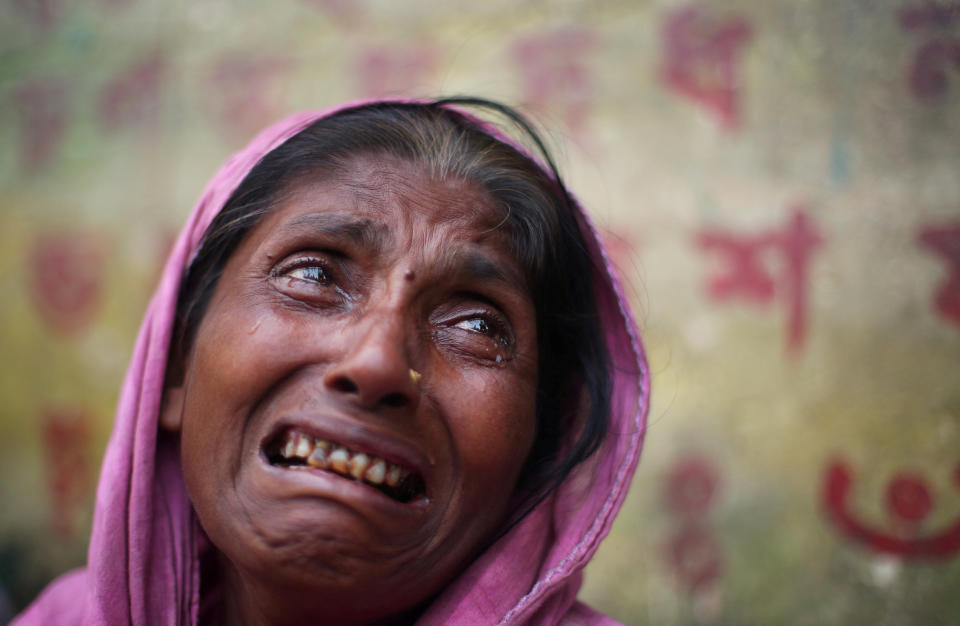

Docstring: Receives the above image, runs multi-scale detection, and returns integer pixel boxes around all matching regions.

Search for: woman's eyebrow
[276,213,389,251]
[443,249,526,292]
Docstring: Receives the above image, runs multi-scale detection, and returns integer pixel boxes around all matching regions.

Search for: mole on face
[404,269,415,282]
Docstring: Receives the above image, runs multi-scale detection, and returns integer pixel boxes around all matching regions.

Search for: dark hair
[170,97,611,522]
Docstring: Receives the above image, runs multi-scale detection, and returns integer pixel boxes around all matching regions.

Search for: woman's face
[162,155,538,622]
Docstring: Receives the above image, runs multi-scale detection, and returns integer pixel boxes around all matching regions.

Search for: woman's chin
[220,546,431,626]
[210,496,452,626]
[196,460,450,604]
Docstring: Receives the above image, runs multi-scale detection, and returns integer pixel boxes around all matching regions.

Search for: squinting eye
[454,316,508,347]
[456,317,489,334]
[287,264,330,284]
[272,255,352,303]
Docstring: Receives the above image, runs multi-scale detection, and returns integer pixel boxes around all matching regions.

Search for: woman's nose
[323,317,420,411]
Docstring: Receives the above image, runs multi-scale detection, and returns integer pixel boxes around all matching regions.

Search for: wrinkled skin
[161,155,539,625]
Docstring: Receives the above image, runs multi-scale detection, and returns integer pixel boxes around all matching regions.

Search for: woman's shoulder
[11,568,87,626]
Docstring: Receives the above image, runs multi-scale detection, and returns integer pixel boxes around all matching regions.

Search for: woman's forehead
[271,155,510,243]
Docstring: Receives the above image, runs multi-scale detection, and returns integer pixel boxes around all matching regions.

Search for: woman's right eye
[272,255,352,304]
[286,263,330,284]
[273,255,334,283]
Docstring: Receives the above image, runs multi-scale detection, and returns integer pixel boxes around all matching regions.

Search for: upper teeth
[279,431,410,488]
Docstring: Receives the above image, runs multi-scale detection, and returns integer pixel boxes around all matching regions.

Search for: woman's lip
[259,414,433,498]
[257,457,431,518]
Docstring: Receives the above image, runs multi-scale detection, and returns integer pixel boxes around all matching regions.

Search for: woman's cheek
[444,371,536,477]
[200,303,302,389]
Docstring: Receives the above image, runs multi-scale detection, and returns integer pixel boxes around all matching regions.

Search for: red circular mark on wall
[354,44,437,99]
[99,52,166,132]
[886,474,933,524]
[822,459,960,560]
[41,406,92,538]
[28,231,105,337]
[15,77,68,173]
[207,55,292,141]
[664,454,719,518]
[664,525,722,592]
[918,223,960,327]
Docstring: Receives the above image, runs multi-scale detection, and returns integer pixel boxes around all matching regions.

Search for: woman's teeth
[275,430,412,490]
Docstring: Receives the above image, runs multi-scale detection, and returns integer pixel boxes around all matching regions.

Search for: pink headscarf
[15,100,649,625]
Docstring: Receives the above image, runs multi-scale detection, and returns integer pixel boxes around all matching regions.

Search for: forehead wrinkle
[344,177,399,212]
[340,154,508,230]
[290,159,519,281]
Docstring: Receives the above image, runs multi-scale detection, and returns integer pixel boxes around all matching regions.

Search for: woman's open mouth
[264,429,426,504]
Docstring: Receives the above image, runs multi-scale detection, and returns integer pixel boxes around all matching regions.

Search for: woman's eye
[272,255,352,304]
[287,264,330,284]
[273,255,334,284]
[455,317,491,335]
[451,315,510,349]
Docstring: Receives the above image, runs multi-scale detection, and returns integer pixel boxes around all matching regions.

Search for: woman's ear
[159,386,186,432]
[161,337,189,432]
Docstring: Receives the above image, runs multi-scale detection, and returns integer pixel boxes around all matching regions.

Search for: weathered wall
[1,0,959,622]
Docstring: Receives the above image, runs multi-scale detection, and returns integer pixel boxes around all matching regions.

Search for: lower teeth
[267,454,421,503]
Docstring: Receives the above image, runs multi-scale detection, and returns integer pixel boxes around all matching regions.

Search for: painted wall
[1,0,959,622]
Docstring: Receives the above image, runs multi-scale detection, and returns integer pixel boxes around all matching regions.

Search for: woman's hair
[169,98,611,522]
